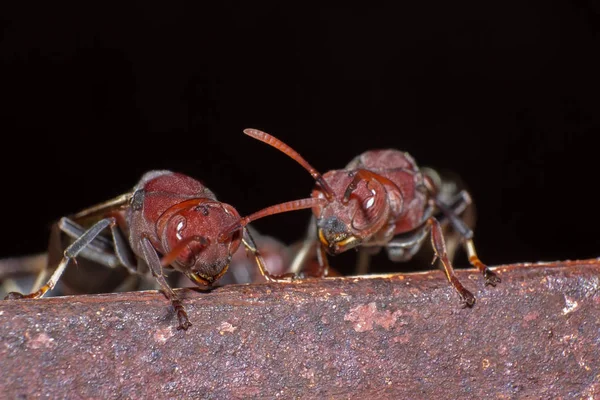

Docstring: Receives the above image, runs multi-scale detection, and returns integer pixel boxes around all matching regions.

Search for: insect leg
[29,218,119,296]
[4,218,120,300]
[314,242,331,278]
[56,217,145,295]
[464,239,500,285]
[355,249,371,276]
[242,227,296,281]
[427,217,476,307]
[434,196,500,286]
[289,215,318,276]
[105,216,138,272]
[434,191,472,265]
[140,237,191,330]
[385,225,430,262]
[287,215,332,278]
[57,217,138,272]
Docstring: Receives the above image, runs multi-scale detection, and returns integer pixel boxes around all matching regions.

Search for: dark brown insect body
[244,129,501,306]
[4,170,320,329]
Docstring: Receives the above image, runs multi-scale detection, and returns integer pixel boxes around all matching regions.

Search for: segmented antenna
[218,197,327,242]
[243,129,335,201]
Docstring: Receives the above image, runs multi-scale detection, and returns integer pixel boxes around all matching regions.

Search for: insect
[242,129,501,307]
[3,170,323,330]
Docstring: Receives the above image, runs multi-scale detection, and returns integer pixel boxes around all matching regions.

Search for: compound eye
[363,192,376,211]
[173,215,187,241]
[161,214,199,267]
[351,181,386,231]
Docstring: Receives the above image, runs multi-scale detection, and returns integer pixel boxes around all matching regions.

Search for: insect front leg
[433,190,472,264]
[290,215,331,278]
[427,217,476,307]
[289,215,318,276]
[434,195,501,286]
[140,237,191,331]
[288,215,332,278]
[313,242,332,278]
[242,227,297,282]
[4,217,127,300]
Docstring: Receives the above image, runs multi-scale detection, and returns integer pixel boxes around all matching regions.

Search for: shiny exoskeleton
[243,129,500,307]
[3,170,321,329]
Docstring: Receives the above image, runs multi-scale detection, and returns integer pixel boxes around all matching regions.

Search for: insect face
[160,201,242,284]
[312,170,392,255]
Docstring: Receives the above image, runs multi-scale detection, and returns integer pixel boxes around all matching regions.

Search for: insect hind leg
[58,217,138,273]
[5,218,125,300]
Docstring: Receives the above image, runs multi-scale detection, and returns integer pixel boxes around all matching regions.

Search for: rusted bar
[1,259,599,399]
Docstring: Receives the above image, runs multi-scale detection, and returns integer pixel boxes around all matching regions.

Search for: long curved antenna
[219,197,327,242]
[244,129,335,201]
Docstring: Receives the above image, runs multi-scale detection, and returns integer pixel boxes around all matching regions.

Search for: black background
[1,2,599,275]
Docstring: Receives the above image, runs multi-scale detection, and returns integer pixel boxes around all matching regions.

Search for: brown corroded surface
[1,259,599,399]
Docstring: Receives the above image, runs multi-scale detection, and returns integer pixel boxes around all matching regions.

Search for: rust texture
[1,259,599,399]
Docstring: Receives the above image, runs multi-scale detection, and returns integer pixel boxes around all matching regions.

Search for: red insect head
[309,171,395,254]
[156,199,243,284]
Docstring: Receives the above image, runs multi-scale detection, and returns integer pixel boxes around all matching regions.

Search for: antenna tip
[243,128,260,136]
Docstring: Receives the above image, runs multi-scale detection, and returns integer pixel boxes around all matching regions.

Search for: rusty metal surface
[1,259,599,399]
